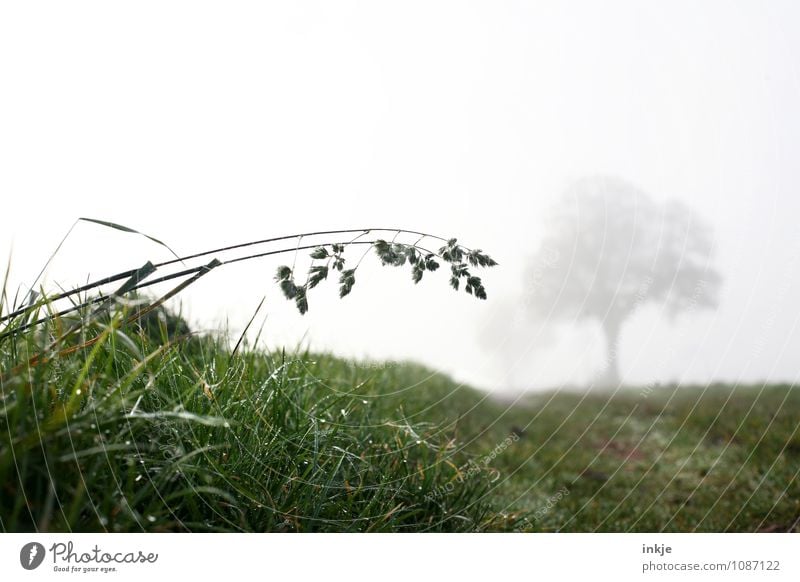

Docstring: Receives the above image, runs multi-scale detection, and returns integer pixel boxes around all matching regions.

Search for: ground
[2,316,798,532]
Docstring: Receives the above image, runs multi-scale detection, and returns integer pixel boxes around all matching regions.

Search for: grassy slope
[1,312,798,532]
[0,309,506,533]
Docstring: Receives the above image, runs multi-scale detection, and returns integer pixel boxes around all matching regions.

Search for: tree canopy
[525,175,722,385]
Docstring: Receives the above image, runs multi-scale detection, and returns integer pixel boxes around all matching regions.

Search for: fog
[2,1,800,392]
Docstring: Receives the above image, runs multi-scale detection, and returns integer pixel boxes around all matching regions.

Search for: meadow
[1,224,797,532]
[1,301,797,532]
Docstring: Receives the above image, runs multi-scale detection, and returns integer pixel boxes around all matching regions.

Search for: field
[2,302,798,533]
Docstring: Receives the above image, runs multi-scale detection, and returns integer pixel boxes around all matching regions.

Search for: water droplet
[146,515,156,523]
[125,440,131,445]
[135,474,143,482]
[362,400,368,404]
[416,440,422,445]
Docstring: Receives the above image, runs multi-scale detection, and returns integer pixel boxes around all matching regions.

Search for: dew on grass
[147,515,156,523]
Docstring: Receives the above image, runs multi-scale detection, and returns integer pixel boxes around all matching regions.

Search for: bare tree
[525,175,722,386]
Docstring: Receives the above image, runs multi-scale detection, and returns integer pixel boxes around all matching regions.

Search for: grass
[0,300,503,532]
[484,384,800,532]
[1,300,798,532]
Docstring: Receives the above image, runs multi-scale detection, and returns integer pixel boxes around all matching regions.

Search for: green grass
[1,303,798,532]
[0,302,507,532]
[485,384,800,532]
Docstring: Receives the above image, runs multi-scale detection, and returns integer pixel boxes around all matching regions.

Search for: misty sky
[2,1,800,391]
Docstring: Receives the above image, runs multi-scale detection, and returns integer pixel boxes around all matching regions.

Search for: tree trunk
[601,319,622,387]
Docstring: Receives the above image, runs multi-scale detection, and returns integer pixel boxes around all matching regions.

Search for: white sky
[2,1,800,391]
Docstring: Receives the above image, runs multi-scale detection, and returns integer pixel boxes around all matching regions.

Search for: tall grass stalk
[0,221,507,532]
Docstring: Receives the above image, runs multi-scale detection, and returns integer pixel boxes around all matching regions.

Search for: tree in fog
[525,175,721,386]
